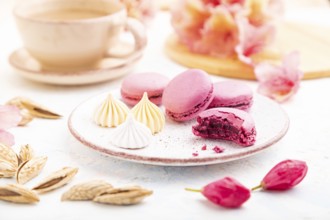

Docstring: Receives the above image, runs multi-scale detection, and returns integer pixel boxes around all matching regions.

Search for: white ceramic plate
[68,91,289,166]
[9,48,142,86]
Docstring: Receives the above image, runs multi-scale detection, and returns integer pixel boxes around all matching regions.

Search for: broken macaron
[192,108,256,146]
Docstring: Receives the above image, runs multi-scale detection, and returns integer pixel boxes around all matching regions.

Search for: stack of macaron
[118,69,256,147]
[161,69,256,147]
[93,72,170,149]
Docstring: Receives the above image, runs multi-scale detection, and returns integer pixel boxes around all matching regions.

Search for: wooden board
[165,22,330,80]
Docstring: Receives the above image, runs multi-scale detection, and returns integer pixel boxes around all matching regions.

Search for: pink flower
[171,0,282,59]
[255,52,303,102]
[171,1,240,57]
[252,159,308,191]
[246,0,284,26]
[171,0,212,53]
[120,0,157,24]
[0,105,22,146]
[202,0,245,7]
[235,18,275,65]
[193,7,239,56]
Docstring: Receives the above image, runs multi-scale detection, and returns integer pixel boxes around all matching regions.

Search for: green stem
[185,188,202,193]
[251,184,263,191]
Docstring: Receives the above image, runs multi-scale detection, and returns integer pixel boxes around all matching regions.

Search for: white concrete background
[0,2,330,219]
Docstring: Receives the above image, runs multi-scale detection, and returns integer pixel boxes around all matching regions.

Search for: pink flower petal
[0,129,15,147]
[0,105,22,129]
[193,6,239,56]
[255,52,303,102]
[171,0,240,57]
[202,0,245,7]
[120,0,157,23]
[235,18,275,65]
[246,0,284,26]
[171,0,210,49]
[282,51,301,77]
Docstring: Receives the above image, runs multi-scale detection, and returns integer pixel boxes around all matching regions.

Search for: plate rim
[68,92,289,166]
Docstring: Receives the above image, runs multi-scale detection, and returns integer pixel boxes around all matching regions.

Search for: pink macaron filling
[192,108,256,146]
[208,99,253,110]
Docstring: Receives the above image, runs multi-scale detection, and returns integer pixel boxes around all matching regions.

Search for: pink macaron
[121,72,170,106]
[162,69,214,122]
[192,107,256,146]
[208,81,253,110]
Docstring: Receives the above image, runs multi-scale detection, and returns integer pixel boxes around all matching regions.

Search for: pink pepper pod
[252,159,308,191]
[186,177,251,208]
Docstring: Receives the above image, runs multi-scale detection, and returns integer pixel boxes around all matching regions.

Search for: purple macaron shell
[121,72,170,106]
[192,107,256,146]
[208,81,253,110]
[162,69,214,121]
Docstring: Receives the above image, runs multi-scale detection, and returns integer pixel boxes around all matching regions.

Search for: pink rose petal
[0,105,22,129]
[255,51,303,102]
[0,129,15,146]
[235,18,275,65]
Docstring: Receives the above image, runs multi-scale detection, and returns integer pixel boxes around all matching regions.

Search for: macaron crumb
[212,146,225,154]
[201,145,207,151]
[192,152,199,157]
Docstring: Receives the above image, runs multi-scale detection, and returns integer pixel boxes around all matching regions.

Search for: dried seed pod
[6,97,62,119]
[93,186,153,205]
[18,144,34,164]
[61,180,113,201]
[0,160,17,178]
[0,184,39,203]
[16,156,47,184]
[32,167,78,194]
[18,109,34,126]
[0,143,18,167]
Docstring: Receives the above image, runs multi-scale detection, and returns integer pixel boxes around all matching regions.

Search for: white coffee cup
[14,0,147,70]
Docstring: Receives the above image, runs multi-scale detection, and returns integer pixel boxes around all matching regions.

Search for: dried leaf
[32,167,78,194]
[6,97,62,119]
[61,180,113,201]
[93,186,153,205]
[16,156,47,184]
[0,184,39,203]
[0,160,17,178]
[18,144,34,164]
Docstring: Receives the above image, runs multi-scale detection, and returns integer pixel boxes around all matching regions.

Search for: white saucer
[9,48,142,85]
[68,91,289,166]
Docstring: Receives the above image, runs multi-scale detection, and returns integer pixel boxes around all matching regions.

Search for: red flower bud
[253,159,308,191]
[186,177,251,208]
[202,177,251,208]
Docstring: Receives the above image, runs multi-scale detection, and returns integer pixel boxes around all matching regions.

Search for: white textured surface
[0,2,330,219]
[69,91,288,165]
